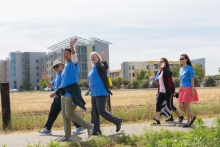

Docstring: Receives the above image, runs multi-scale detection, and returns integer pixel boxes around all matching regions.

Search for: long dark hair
[180,54,192,66]
[161,58,170,69]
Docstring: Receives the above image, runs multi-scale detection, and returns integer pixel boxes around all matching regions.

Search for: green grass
[1,101,220,131]
[18,118,220,147]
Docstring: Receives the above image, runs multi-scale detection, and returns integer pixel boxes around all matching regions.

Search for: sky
[0,0,220,75]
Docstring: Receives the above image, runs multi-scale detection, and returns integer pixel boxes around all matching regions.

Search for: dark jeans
[91,96,121,135]
[156,93,177,112]
[44,96,81,131]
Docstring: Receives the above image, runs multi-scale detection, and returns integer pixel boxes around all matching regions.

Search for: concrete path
[0,118,216,147]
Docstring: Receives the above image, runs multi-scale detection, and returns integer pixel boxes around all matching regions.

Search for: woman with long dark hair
[151,58,183,125]
[178,54,199,127]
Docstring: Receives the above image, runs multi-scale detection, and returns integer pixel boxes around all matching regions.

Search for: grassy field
[0,88,220,131]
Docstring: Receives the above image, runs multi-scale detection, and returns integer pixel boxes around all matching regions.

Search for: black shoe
[178,116,184,123]
[189,116,197,126]
[182,124,191,128]
[165,117,174,122]
[116,118,122,132]
[151,118,161,126]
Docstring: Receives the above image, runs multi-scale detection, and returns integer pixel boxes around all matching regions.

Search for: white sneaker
[88,124,94,138]
[55,137,71,142]
[73,127,85,134]
[38,127,52,135]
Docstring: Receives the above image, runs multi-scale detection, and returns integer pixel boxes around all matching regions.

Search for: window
[37,79,39,82]
[132,66,135,70]
[36,60,38,63]
[132,73,135,77]
[137,73,138,76]
[36,73,39,76]
[36,66,39,69]
[146,65,149,69]
[129,66,130,70]
[154,64,158,69]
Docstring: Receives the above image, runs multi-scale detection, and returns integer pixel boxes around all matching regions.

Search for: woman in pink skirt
[178,54,199,127]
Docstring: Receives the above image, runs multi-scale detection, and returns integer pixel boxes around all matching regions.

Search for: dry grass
[0,88,219,113]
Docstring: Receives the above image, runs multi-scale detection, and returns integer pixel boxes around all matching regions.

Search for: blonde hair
[90,52,102,65]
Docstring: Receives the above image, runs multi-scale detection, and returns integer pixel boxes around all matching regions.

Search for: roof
[110,69,121,73]
[47,36,112,51]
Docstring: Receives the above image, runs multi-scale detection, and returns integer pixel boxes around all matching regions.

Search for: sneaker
[38,127,52,135]
[116,118,122,132]
[178,116,184,123]
[55,137,71,142]
[165,117,174,122]
[73,127,85,134]
[189,116,197,126]
[150,118,161,126]
[182,124,191,128]
[88,124,94,138]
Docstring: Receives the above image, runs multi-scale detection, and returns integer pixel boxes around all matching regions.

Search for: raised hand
[100,49,108,61]
[70,38,78,47]
[41,72,48,80]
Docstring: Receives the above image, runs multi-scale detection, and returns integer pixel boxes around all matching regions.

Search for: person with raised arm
[55,38,94,141]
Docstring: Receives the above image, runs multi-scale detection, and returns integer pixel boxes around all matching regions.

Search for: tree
[144,73,150,80]
[122,79,130,89]
[202,76,216,87]
[193,63,205,82]
[38,78,47,90]
[114,77,123,89]
[137,70,146,81]
[170,65,181,77]
[22,80,31,91]
[82,80,89,88]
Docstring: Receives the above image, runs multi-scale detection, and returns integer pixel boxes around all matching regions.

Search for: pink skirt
[178,87,199,102]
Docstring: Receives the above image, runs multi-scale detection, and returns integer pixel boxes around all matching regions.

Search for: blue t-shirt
[51,72,62,91]
[155,71,160,82]
[180,65,195,87]
[88,65,108,97]
[61,61,80,96]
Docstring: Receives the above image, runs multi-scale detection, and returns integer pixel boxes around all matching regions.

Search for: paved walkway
[0,118,216,147]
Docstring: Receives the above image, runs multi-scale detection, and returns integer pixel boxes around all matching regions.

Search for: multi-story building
[1,36,111,89]
[45,36,111,81]
[8,51,46,90]
[112,58,205,81]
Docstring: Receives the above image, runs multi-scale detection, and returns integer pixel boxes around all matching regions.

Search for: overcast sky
[0,0,220,75]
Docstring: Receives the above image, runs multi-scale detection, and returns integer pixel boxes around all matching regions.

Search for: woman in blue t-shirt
[85,50,122,135]
[178,54,199,127]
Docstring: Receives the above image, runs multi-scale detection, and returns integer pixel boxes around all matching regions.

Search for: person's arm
[191,77,195,96]
[101,49,108,70]
[41,72,54,88]
[70,38,78,64]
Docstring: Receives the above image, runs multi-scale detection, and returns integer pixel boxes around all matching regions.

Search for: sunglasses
[179,58,185,60]
[53,65,59,69]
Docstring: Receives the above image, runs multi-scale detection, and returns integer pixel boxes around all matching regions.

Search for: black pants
[156,93,177,112]
[91,96,121,135]
[44,96,81,131]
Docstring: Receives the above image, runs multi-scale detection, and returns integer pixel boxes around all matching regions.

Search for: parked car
[43,87,51,91]
[10,89,18,92]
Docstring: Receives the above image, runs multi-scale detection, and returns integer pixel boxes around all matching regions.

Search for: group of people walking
[38,38,122,141]
[38,37,199,141]
[152,54,199,127]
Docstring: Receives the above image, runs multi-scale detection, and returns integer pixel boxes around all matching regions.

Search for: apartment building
[8,51,46,90]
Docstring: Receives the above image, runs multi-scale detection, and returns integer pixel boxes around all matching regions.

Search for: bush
[203,76,216,87]
[149,81,158,88]
[140,80,149,88]
[131,79,139,89]
[173,77,180,87]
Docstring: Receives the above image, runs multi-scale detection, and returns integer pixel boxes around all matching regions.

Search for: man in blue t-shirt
[38,59,84,135]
